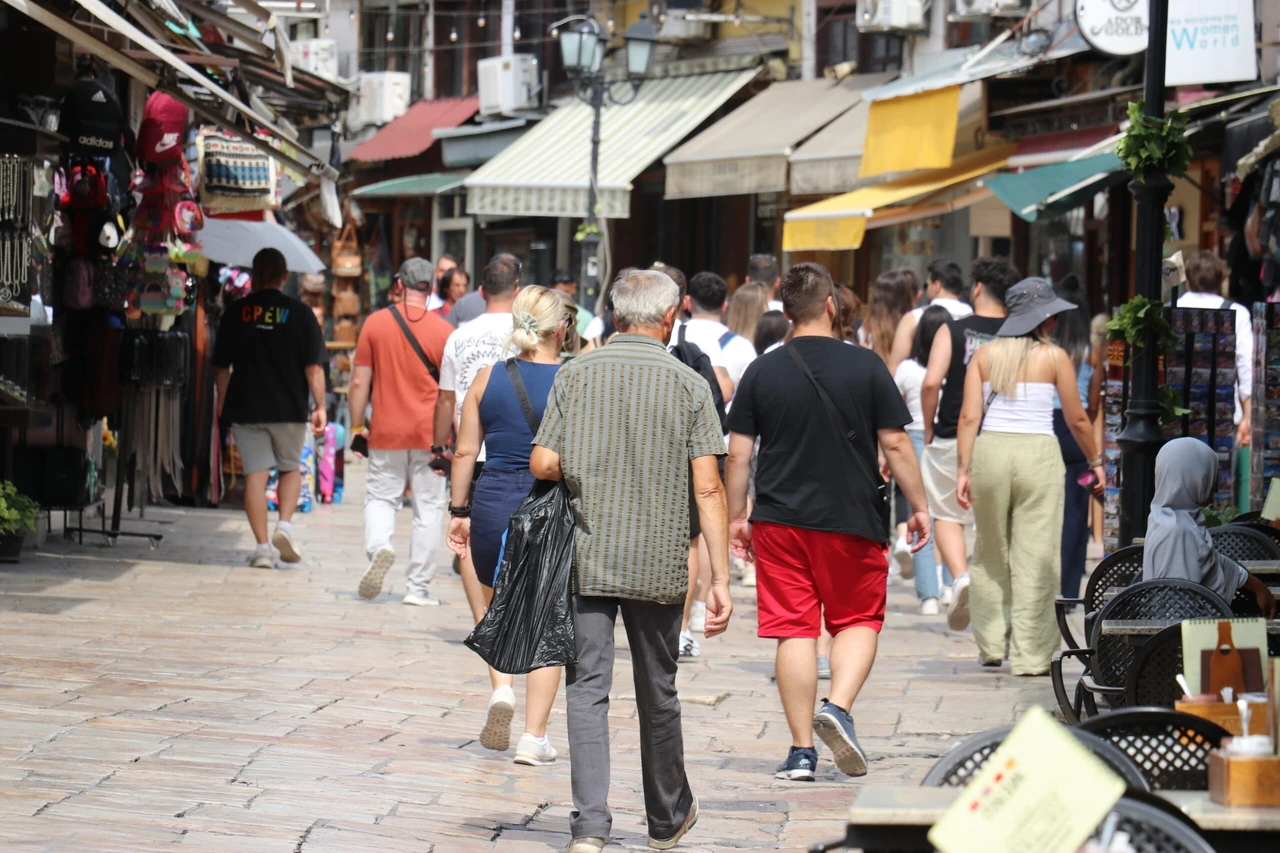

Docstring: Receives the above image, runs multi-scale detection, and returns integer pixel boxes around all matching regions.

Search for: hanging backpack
[137,92,187,165]
[57,78,124,158]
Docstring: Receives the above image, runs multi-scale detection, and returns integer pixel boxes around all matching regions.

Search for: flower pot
[0,533,24,563]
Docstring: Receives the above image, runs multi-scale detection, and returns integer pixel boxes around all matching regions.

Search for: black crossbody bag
[786,344,891,534]
[504,358,543,434]
[389,304,440,381]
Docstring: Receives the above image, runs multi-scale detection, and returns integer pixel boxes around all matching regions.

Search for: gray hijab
[1142,437,1247,601]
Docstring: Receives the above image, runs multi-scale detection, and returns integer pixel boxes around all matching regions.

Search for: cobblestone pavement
[0,462,1059,852]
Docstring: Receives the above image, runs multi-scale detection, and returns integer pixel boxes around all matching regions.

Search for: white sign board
[1165,0,1258,86]
[1076,0,1259,87]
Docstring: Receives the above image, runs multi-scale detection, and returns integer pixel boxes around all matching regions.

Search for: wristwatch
[448,505,471,518]
[431,445,446,454]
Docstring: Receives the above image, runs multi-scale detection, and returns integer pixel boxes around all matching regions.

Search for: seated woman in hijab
[1143,438,1277,618]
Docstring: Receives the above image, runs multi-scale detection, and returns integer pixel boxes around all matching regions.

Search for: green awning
[985,153,1125,221]
[351,172,468,199]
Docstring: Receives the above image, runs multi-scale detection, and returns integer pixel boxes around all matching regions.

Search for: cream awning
[662,74,889,199]
[465,68,759,219]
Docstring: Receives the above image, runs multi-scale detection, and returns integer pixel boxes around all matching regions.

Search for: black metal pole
[1117,0,1174,546]
[579,77,604,313]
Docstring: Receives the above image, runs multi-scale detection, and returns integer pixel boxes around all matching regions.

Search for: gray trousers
[566,594,693,841]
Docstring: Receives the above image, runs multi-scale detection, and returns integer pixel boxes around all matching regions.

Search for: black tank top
[934,314,1006,439]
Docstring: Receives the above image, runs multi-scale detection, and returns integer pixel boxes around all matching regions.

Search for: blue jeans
[909,430,948,600]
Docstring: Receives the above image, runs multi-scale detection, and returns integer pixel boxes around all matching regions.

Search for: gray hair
[611,270,679,331]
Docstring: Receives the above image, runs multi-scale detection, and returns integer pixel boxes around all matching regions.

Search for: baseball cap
[398,257,434,291]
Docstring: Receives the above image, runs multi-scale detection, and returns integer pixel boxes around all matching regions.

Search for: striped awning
[465,68,760,219]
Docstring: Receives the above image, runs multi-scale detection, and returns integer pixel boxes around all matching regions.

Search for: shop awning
[349,97,480,163]
[465,68,760,219]
[350,172,469,199]
[1006,126,1121,169]
[782,144,1015,252]
[859,85,963,178]
[985,153,1125,222]
[199,219,326,273]
[788,100,872,196]
[662,74,884,199]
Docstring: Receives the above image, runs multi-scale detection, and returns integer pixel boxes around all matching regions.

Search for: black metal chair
[1052,580,1232,725]
[1239,521,1280,548]
[1208,523,1280,562]
[1057,545,1145,650]
[1234,510,1263,524]
[1096,796,1217,853]
[921,725,1149,791]
[1123,625,1187,711]
[1077,708,1230,790]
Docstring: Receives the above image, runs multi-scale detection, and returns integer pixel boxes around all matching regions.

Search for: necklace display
[0,154,33,305]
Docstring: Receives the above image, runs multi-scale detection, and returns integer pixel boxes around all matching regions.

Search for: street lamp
[551,11,658,309]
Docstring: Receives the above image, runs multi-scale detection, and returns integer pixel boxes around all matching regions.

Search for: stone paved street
[0,461,1058,852]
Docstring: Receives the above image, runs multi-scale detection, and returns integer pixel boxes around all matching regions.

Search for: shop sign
[1077,0,1258,86]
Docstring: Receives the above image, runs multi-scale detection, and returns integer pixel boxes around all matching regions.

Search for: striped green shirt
[534,333,727,604]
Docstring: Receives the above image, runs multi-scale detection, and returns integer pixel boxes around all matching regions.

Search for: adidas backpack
[58,79,125,158]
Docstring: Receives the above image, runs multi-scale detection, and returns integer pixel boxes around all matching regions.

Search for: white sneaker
[742,562,756,588]
[402,592,440,606]
[566,838,606,853]
[481,685,515,751]
[947,573,971,631]
[892,536,914,579]
[271,524,301,563]
[689,600,707,633]
[513,733,558,766]
[940,584,954,606]
[248,544,274,569]
[358,546,396,600]
[919,597,940,616]
[679,629,701,658]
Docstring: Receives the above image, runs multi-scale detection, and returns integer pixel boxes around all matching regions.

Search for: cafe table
[834,786,1280,852]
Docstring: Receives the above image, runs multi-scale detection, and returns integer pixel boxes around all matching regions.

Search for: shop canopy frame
[350,173,470,199]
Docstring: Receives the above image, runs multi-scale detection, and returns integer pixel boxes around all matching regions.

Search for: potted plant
[0,482,40,562]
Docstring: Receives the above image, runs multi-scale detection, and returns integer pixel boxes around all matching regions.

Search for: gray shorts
[233,423,307,475]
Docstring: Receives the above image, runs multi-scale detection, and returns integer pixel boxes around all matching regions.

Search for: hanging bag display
[196,129,275,214]
[137,92,188,165]
[331,223,362,278]
[57,78,124,158]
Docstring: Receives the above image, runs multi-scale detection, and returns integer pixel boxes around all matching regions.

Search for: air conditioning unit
[477,54,539,116]
[659,10,712,42]
[991,0,1029,15]
[857,0,927,32]
[949,0,996,21]
[290,39,338,81]
[348,72,411,130]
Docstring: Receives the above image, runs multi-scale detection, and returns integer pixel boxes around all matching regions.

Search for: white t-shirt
[426,292,444,310]
[1176,292,1254,424]
[439,312,515,461]
[767,299,784,312]
[669,317,757,388]
[584,315,605,341]
[894,358,928,432]
[910,295,972,322]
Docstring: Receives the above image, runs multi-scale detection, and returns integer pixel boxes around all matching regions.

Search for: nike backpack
[137,92,187,165]
[57,78,124,158]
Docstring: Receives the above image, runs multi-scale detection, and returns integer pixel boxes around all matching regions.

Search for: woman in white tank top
[954,279,1106,676]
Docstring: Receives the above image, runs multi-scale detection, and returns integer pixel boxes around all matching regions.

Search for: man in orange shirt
[348,258,456,605]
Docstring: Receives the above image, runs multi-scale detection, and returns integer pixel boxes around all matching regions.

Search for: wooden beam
[122,48,239,67]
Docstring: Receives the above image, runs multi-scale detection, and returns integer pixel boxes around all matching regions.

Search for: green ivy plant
[1201,502,1241,529]
[574,222,601,243]
[1107,296,1188,424]
[1116,100,1193,183]
[0,481,39,538]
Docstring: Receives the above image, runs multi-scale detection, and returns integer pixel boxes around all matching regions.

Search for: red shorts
[753,521,888,639]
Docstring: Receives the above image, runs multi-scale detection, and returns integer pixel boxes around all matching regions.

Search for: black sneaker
[813,699,868,777]
[774,746,818,781]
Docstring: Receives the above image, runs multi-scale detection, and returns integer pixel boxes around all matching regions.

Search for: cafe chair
[1099,796,1217,853]
[921,725,1149,792]
[1238,521,1280,549]
[1208,523,1280,563]
[1051,580,1232,725]
[1232,510,1262,524]
[1056,545,1145,650]
[1077,708,1229,791]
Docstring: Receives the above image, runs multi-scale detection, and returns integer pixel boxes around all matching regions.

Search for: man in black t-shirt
[725,262,930,783]
[919,256,1018,632]
[213,248,327,569]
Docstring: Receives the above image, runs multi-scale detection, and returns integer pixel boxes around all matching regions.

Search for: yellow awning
[859,85,961,179]
[783,144,1015,252]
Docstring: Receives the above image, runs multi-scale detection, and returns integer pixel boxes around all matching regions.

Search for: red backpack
[137,92,187,165]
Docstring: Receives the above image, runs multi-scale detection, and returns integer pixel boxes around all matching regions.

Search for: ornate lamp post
[1116,0,1173,546]
[552,11,658,310]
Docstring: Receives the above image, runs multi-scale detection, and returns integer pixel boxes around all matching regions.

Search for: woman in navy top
[447,285,568,766]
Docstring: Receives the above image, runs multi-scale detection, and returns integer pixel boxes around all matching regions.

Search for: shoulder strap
[677,322,687,345]
[388,305,439,382]
[785,343,881,491]
[719,330,737,348]
[504,357,542,434]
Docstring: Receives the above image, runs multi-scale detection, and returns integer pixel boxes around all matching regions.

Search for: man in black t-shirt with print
[919,256,1018,632]
[213,248,327,569]
[725,262,930,782]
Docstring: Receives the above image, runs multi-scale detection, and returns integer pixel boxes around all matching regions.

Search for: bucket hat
[997,277,1078,337]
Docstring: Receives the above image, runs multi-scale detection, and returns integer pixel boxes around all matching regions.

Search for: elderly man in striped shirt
[530,269,732,853]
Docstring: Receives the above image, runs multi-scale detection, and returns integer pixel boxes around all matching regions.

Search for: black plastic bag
[465,479,577,674]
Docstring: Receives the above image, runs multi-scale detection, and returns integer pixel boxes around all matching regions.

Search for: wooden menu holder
[1176,701,1270,736]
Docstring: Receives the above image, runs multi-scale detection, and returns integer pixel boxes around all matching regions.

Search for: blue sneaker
[775,746,818,781]
[813,700,868,777]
